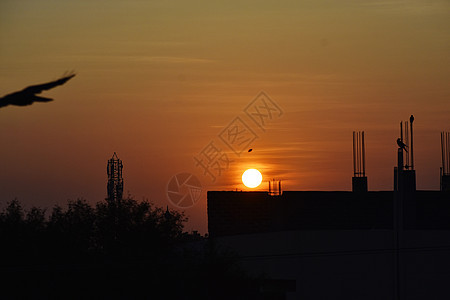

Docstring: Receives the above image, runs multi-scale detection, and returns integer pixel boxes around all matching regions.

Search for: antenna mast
[107,152,124,205]
[352,131,368,192]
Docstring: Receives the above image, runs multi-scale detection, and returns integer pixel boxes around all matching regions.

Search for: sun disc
[242,169,262,188]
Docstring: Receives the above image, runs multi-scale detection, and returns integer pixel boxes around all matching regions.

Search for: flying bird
[397,138,408,151]
[248,149,253,152]
[0,73,76,109]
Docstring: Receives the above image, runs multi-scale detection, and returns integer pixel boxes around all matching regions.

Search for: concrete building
[207,120,450,299]
[207,190,450,299]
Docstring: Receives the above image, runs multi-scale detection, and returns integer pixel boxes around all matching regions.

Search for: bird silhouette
[0,73,76,109]
[248,149,253,152]
[397,138,408,151]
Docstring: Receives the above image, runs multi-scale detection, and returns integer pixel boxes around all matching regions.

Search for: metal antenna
[362,131,365,177]
[352,131,368,192]
[442,132,445,174]
[353,131,356,176]
[358,132,362,177]
[447,132,449,175]
[442,132,450,175]
[268,178,282,196]
[410,115,414,170]
[279,180,282,195]
[400,122,403,144]
[352,131,366,177]
[405,121,409,169]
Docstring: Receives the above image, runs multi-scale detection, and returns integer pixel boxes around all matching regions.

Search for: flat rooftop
[207,191,450,237]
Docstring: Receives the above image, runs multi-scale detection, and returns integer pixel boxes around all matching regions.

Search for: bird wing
[23,73,76,94]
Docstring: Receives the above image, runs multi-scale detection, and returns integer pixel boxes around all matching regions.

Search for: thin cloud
[356,0,449,15]
[134,56,215,64]
[67,54,215,64]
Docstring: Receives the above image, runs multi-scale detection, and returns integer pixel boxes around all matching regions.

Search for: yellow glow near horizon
[242,169,263,188]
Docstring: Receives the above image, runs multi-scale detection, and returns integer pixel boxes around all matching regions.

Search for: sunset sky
[1,0,449,233]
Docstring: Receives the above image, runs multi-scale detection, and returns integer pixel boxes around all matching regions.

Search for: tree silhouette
[0,197,264,299]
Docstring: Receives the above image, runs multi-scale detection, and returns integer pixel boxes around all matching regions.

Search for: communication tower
[107,152,124,205]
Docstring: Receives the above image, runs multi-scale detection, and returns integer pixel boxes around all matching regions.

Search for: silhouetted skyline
[1,0,449,233]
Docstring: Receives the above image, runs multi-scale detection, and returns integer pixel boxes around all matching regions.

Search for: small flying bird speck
[248,149,253,152]
[0,72,76,109]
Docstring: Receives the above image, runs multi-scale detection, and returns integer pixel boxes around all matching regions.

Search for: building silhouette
[207,117,450,299]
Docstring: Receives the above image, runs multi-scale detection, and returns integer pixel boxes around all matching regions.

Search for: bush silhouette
[0,197,264,299]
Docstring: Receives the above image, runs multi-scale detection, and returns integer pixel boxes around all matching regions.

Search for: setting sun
[242,169,263,188]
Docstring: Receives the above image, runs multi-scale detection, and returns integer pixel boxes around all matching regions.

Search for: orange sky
[1,0,449,233]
